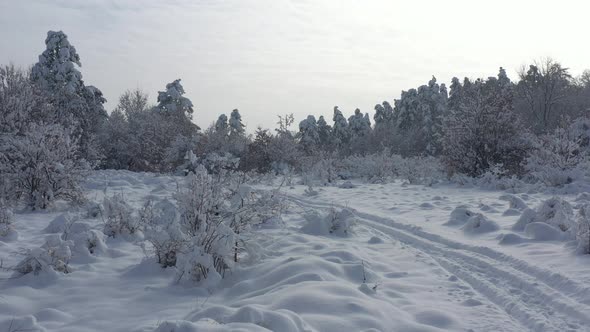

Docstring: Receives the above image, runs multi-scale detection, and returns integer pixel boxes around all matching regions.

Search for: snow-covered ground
[1,171,590,332]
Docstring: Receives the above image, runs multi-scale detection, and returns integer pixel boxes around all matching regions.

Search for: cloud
[1,0,590,130]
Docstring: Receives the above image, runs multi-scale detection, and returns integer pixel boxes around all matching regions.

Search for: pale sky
[1,0,589,130]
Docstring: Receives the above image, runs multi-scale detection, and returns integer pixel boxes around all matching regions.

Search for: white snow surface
[1,171,590,332]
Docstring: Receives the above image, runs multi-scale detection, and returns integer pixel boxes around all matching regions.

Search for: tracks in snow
[287,194,590,332]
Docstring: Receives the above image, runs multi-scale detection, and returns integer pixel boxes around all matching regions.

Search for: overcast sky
[1,0,589,130]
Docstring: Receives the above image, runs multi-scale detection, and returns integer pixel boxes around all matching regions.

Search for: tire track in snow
[287,194,590,332]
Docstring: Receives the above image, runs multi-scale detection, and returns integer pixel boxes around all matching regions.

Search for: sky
[1,0,590,130]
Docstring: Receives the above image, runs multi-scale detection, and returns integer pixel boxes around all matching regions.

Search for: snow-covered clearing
[1,171,589,332]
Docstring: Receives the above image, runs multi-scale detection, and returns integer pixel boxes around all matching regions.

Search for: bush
[102,193,139,237]
[576,204,590,254]
[0,123,88,210]
[525,127,586,186]
[15,234,73,275]
[301,208,356,236]
[0,201,15,239]
[513,197,574,232]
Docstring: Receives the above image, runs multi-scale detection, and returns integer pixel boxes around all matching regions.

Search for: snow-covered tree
[392,76,448,156]
[525,126,585,186]
[239,128,273,173]
[215,114,229,134]
[516,58,573,133]
[156,79,195,121]
[31,30,107,163]
[298,115,320,154]
[317,115,332,150]
[441,68,530,176]
[332,106,351,151]
[0,123,88,209]
[229,109,245,137]
[348,108,371,137]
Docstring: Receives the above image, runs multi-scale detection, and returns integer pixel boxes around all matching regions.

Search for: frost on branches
[143,166,283,284]
[0,123,88,210]
[525,126,586,186]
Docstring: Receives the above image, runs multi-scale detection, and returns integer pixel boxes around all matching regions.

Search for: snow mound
[497,233,526,245]
[301,208,356,236]
[445,206,478,226]
[445,206,499,234]
[512,197,574,232]
[499,194,528,211]
[575,192,590,202]
[339,181,356,189]
[414,309,458,329]
[461,214,500,234]
[524,222,565,241]
[44,213,88,234]
[184,305,314,332]
[0,315,46,332]
[368,236,384,244]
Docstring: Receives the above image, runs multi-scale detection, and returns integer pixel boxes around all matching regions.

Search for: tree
[0,123,88,209]
[441,68,529,176]
[332,106,351,152]
[348,108,372,154]
[317,115,332,150]
[0,65,48,134]
[392,76,448,156]
[298,115,320,154]
[516,58,573,132]
[227,109,247,156]
[239,127,273,173]
[215,114,229,134]
[156,79,195,122]
[31,30,107,163]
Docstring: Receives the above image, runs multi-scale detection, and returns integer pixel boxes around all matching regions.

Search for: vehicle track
[288,194,590,332]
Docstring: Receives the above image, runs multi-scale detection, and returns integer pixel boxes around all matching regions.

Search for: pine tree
[441,68,529,176]
[332,106,351,150]
[31,31,107,163]
[298,115,320,154]
[317,115,332,149]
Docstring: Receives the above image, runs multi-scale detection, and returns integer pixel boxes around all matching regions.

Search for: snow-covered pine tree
[441,68,529,176]
[317,115,332,150]
[332,106,351,153]
[392,76,448,156]
[227,109,247,156]
[298,115,320,154]
[348,108,372,154]
[31,30,107,163]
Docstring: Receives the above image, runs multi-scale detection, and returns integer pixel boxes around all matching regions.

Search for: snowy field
[1,170,590,332]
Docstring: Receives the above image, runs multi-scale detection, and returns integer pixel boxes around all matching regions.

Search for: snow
[2,170,590,331]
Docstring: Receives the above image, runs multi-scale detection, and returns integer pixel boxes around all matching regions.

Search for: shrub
[0,123,88,209]
[16,234,73,275]
[0,201,14,237]
[576,204,590,254]
[102,193,139,237]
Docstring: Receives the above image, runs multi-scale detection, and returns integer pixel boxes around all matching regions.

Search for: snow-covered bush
[0,201,15,238]
[15,234,73,275]
[441,70,529,177]
[301,208,356,236]
[0,123,88,209]
[525,127,586,186]
[72,229,107,256]
[102,193,139,237]
[143,202,186,268]
[513,197,574,232]
[340,152,398,183]
[576,204,590,254]
[397,156,444,185]
[301,155,340,185]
